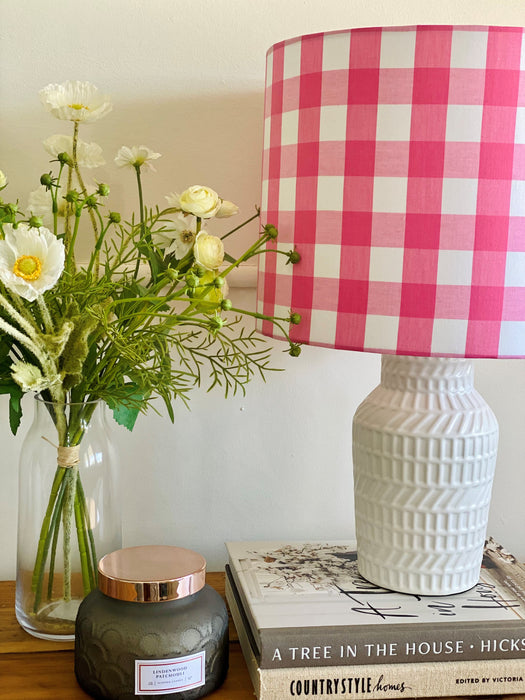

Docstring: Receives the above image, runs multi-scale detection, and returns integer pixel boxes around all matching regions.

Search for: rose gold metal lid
[98,545,206,603]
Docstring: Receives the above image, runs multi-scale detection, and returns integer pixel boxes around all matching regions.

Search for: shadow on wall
[116,345,382,569]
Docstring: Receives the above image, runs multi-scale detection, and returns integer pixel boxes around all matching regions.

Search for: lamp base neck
[380,355,474,393]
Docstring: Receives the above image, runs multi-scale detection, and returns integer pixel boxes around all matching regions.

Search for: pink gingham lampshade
[257,25,525,358]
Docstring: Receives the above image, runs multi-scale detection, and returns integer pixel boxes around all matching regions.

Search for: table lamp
[256,25,525,595]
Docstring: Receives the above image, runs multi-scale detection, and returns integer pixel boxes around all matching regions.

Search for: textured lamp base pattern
[353,356,499,596]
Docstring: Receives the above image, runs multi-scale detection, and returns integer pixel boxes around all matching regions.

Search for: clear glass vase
[15,396,122,641]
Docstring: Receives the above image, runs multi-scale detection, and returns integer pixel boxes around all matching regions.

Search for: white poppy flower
[39,81,112,123]
[114,145,161,172]
[28,186,68,227]
[0,170,7,189]
[44,134,105,168]
[152,211,198,258]
[0,224,65,301]
[28,184,97,227]
[165,192,181,209]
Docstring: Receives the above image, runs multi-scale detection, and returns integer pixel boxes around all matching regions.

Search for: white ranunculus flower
[0,224,65,301]
[177,185,222,219]
[39,80,112,123]
[222,276,229,300]
[194,270,229,310]
[10,361,51,392]
[152,211,198,258]
[216,199,239,218]
[0,170,7,189]
[44,134,105,168]
[114,145,161,172]
[193,231,224,271]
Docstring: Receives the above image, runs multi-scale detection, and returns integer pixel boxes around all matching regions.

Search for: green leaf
[106,388,144,432]
[0,335,12,362]
[138,243,164,283]
[9,385,23,435]
[111,402,140,431]
[0,380,24,435]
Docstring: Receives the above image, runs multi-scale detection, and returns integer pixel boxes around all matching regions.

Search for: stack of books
[225,537,525,699]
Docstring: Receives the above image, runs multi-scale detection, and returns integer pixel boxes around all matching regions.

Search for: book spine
[258,621,525,668]
[256,659,525,700]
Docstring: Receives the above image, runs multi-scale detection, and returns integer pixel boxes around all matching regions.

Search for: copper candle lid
[98,545,206,603]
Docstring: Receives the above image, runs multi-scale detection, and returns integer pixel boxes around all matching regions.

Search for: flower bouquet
[0,80,300,638]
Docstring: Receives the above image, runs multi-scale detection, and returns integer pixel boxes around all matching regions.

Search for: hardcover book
[225,538,525,669]
[225,538,525,699]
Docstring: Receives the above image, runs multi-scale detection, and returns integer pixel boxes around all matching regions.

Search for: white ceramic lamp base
[352,355,499,596]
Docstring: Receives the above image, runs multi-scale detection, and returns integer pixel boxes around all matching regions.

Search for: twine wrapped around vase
[42,436,81,468]
[57,445,80,468]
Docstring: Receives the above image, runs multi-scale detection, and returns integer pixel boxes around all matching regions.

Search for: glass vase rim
[34,394,104,408]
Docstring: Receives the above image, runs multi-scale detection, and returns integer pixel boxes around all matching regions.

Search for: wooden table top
[1,575,524,700]
[0,574,253,699]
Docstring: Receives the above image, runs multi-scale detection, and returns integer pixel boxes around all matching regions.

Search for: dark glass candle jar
[74,545,229,699]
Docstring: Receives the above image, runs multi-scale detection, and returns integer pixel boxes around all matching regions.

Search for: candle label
[135,651,206,695]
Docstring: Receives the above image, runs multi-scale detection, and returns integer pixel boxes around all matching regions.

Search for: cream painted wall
[1,0,525,578]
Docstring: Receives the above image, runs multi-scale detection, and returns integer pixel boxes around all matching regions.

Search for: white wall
[1,0,525,578]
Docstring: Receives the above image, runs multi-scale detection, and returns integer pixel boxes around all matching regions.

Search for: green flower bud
[186,287,195,298]
[57,152,73,166]
[84,194,98,209]
[193,265,206,278]
[108,211,121,224]
[166,267,179,281]
[287,249,301,265]
[289,343,301,357]
[208,315,224,331]
[97,183,110,197]
[221,298,233,311]
[40,173,53,188]
[3,202,18,216]
[28,215,44,228]
[65,190,79,203]
[213,275,225,288]
[289,312,301,325]
[185,272,198,288]
[264,224,278,239]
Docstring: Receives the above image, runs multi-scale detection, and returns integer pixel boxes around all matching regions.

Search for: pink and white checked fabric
[257,25,525,358]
